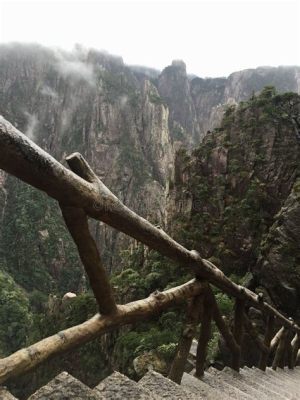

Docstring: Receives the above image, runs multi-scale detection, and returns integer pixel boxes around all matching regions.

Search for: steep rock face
[169,89,300,316]
[0,43,173,290]
[254,179,300,318]
[190,66,300,138]
[190,77,227,136]
[158,60,201,145]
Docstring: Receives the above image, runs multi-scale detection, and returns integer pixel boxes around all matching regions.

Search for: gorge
[0,43,299,397]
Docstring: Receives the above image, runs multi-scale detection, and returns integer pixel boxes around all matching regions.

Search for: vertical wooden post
[232,298,245,371]
[168,293,204,384]
[61,206,117,315]
[194,290,213,378]
[208,289,240,372]
[272,327,287,370]
[258,314,275,371]
[296,349,300,366]
[291,333,299,368]
[285,330,295,369]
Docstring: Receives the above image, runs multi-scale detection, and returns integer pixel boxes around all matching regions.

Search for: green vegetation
[0,270,32,355]
[148,92,166,106]
[1,177,83,294]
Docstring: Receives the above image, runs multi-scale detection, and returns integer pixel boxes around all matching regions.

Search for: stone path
[1,366,299,399]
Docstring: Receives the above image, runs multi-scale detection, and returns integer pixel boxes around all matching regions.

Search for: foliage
[0,177,83,294]
[0,270,32,355]
[114,311,182,377]
[172,87,300,276]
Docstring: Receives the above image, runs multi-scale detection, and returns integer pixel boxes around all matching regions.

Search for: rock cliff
[0,42,299,306]
[1,43,300,398]
[169,88,300,317]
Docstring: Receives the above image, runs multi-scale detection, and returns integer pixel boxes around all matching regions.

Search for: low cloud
[24,112,38,141]
[119,95,128,108]
[54,51,96,86]
[40,85,58,99]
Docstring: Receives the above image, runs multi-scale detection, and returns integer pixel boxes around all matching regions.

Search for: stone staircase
[1,367,299,399]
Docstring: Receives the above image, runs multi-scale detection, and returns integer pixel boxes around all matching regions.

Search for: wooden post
[194,290,213,378]
[232,298,245,370]
[243,313,269,355]
[270,326,285,352]
[272,327,287,370]
[285,323,294,370]
[207,288,240,372]
[61,206,117,315]
[291,333,299,368]
[258,314,275,371]
[297,349,300,366]
[60,154,117,315]
[168,293,204,384]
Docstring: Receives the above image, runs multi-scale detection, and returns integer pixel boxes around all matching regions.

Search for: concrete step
[241,367,298,400]
[0,388,18,400]
[267,367,300,384]
[94,371,158,399]
[181,372,230,400]
[138,370,200,399]
[212,367,278,400]
[263,368,300,397]
[265,368,300,393]
[2,366,300,399]
[27,372,101,399]
[224,367,289,400]
[198,370,254,400]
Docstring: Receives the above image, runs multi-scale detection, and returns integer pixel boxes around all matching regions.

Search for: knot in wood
[257,292,264,303]
[151,290,164,301]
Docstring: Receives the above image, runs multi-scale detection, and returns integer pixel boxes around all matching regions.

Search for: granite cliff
[0,44,300,397]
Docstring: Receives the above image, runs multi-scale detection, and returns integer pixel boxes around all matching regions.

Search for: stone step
[138,370,200,399]
[267,367,300,384]
[2,366,300,399]
[0,388,18,400]
[256,367,300,392]
[197,370,254,400]
[94,371,158,399]
[241,367,293,400]
[27,372,101,399]
[211,367,278,400]
[265,368,300,392]
[241,367,298,400]
[223,367,289,400]
[181,372,230,400]
[263,368,300,397]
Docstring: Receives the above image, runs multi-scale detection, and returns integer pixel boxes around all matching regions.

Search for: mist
[0,0,299,77]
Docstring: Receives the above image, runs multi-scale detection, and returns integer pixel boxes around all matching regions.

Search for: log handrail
[0,117,298,333]
[0,115,299,384]
[0,279,203,383]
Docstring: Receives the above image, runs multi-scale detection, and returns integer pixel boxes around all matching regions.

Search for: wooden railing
[0,115,299,385]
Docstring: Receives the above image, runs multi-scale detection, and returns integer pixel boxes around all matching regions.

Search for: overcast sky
[0,0,299,77]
